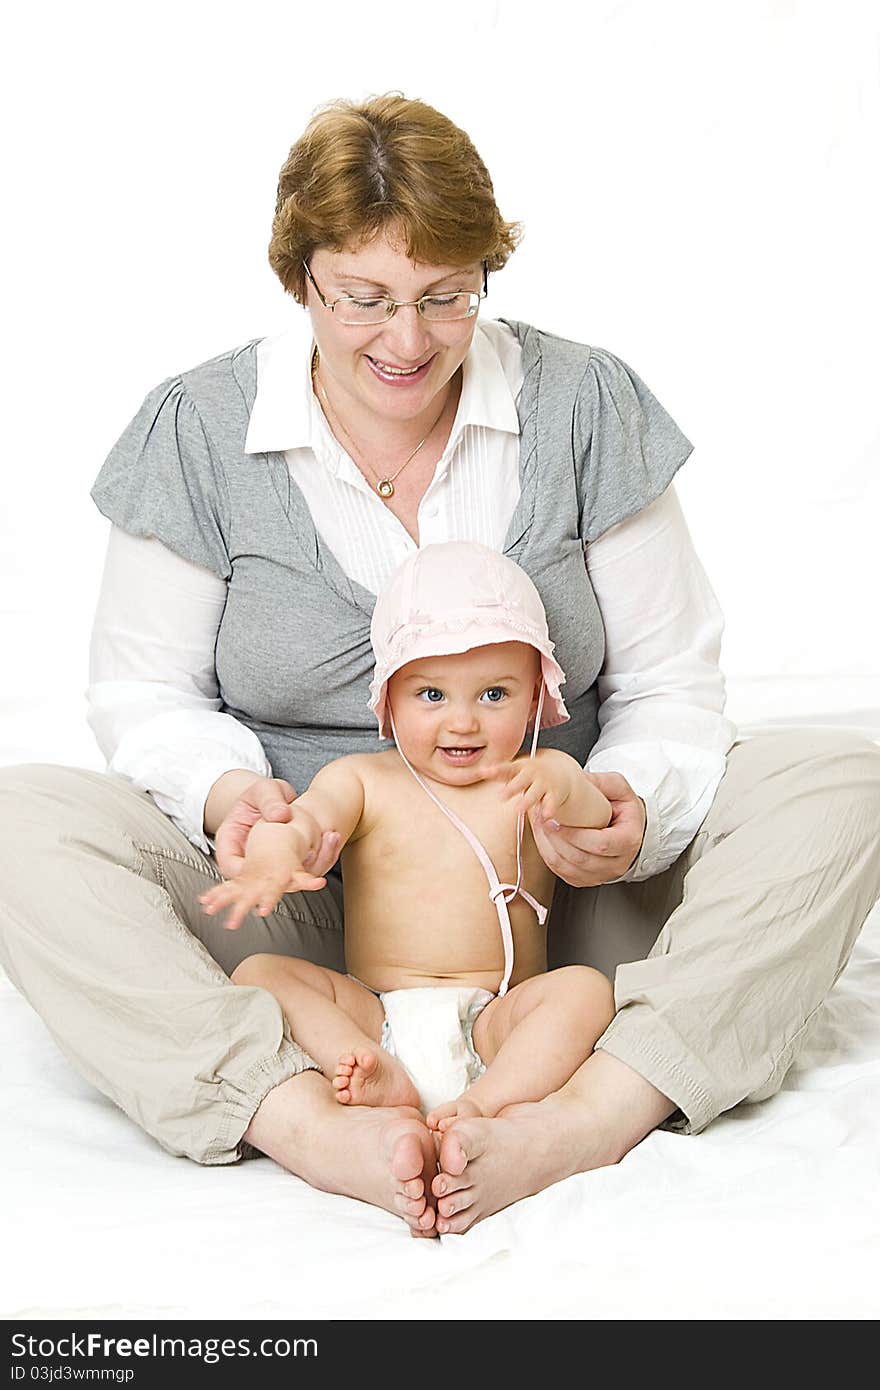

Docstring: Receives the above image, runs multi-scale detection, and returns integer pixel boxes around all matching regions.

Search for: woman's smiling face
[304,227,484,430]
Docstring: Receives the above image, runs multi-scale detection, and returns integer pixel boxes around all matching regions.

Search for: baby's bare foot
[426,1095,485,1132]
[333,1048,421,1111]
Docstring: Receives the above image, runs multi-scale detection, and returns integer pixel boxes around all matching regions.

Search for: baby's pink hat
[368,541,569,741]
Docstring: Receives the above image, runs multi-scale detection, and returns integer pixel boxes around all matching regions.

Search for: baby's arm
[199,757,366,931]
[484,748,612,830]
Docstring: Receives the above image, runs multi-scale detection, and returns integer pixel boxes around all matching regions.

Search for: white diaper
[378,986,493,1115]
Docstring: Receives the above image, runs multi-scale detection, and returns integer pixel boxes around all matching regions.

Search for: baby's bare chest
[348,761,549,904]
[383,763,510,842]
[341,756,554,988]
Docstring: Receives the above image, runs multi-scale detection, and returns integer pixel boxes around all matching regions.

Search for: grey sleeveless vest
[91,319,692,795]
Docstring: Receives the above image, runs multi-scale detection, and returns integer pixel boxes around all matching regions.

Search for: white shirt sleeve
[584,482,738,881]
[86,527,272,854]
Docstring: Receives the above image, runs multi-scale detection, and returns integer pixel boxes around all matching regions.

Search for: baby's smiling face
[386,641,542,785]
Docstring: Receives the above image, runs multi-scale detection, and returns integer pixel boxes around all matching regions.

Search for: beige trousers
[0,729,878,1162]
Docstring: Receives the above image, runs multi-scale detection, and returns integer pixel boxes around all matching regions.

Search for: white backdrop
[2,0,878,773]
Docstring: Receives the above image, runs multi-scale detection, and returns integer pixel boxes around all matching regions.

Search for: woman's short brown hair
[268,93,523,303]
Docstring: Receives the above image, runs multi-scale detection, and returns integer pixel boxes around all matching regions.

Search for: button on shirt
[87,315,737,879]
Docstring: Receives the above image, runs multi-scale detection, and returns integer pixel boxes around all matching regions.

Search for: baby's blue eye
[415,686,508,704]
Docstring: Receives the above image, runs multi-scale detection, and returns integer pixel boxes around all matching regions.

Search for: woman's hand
[212,775,340,882]
[528,771,647,887]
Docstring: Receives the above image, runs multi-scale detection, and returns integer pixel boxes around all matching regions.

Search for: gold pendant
[377,480,395,498]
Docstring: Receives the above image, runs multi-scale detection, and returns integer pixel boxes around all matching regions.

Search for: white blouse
[87,315,737,880]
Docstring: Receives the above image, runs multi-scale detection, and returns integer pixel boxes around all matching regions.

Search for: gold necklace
[311,346,444,499]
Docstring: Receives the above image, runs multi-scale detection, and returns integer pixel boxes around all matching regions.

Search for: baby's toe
[426,1101,457,1130]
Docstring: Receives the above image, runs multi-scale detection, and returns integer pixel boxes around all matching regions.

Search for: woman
[1,94,878,1238]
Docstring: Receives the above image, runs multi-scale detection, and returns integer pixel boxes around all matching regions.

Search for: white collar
[244,312,521,455]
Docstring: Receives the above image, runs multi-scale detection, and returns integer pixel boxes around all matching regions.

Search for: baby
[199,541,615,1133]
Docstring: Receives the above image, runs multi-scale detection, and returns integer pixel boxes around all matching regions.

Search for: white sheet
[3,897,878,1322]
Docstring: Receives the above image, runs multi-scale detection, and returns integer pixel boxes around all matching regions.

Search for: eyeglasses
[302,260,488,325]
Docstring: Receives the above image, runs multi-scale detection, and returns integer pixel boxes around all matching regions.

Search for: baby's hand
[198,818,328,931]
[481,758,566,821]
[198,865,328,932]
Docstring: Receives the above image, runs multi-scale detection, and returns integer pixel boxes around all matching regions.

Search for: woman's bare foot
[431,1093,593,1234]
[430,1051,676,1234]
[333,1048,422,1110]
[244,1070,440,1237]
[426,1095,484,1132]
